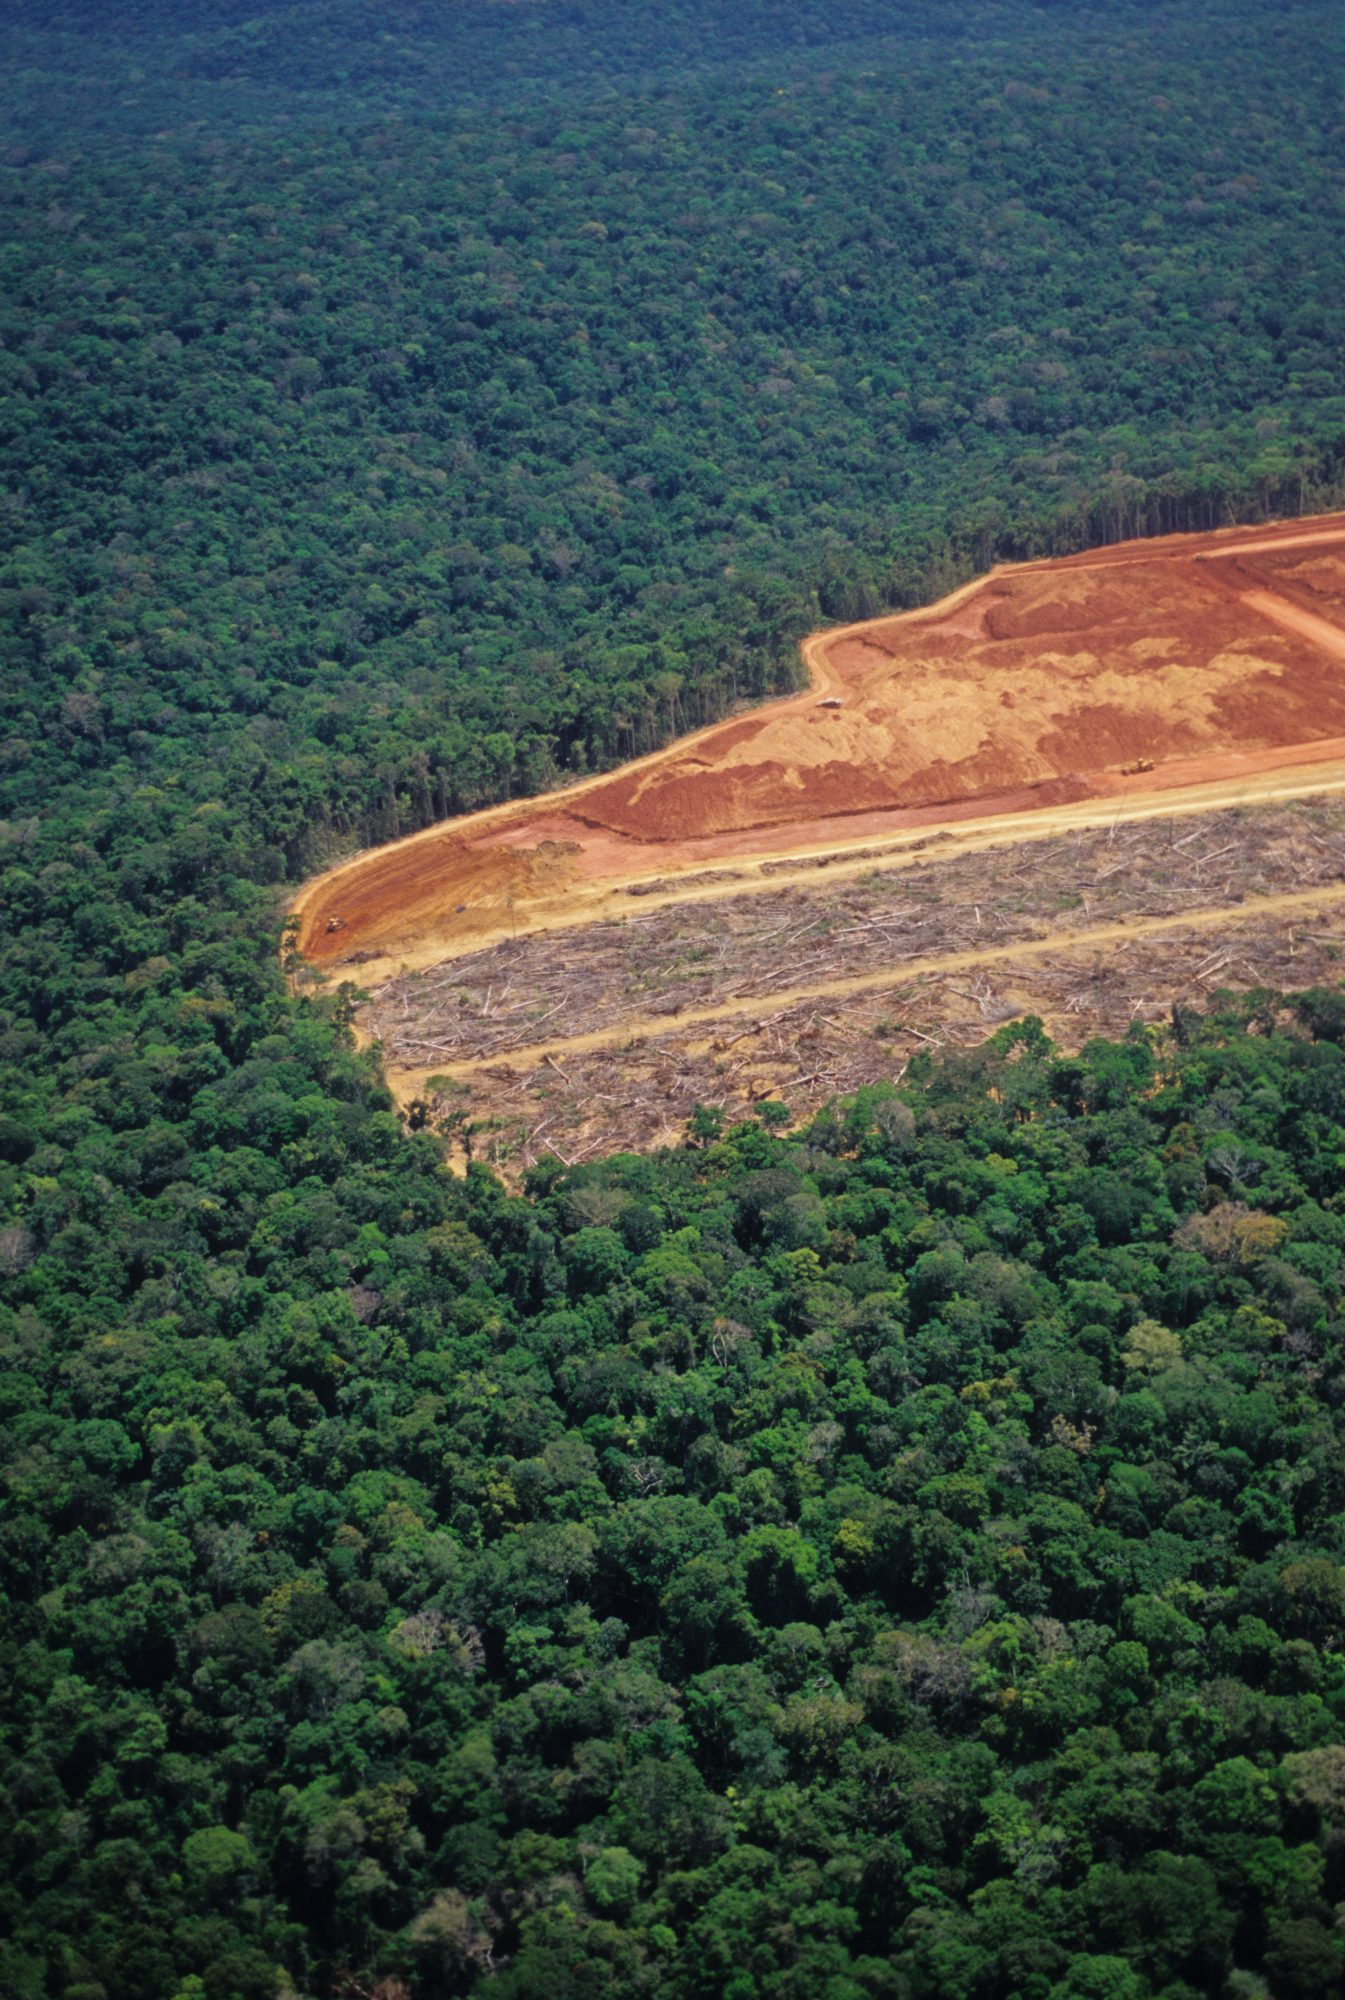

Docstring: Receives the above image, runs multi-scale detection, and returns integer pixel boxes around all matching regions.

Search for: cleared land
[373,797,1345,1168]
[288,514,1345,1166]
[293,512,1345,982]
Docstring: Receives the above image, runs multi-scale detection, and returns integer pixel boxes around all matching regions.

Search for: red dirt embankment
[291,513,1345,974]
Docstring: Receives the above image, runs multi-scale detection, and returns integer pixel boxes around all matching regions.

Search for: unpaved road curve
[417,880,1345,1083]
[286,596,883,971]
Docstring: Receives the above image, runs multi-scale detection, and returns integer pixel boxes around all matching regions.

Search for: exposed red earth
[291,513,1345,981]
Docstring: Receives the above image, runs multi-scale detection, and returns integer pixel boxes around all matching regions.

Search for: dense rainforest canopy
[4,2,1345,1997]
[4,0,1345,849]
[13,996,1345,2000]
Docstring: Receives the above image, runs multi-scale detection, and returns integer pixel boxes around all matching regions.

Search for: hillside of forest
[11,999,1345,2000]
[5,0,1345,864]
[4,4,1345,1999]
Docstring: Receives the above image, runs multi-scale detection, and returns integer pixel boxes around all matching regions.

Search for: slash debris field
[368,796,1345,1171]
[289,515,1345,1170]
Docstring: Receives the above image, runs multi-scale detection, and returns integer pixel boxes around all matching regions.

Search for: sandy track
[1237,589,1345,666]
[291,511,1345,987]
[1025,514,1345,571]
[285,598,872,969]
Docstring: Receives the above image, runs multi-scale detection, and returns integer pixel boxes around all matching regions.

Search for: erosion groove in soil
[292,512,1345,986]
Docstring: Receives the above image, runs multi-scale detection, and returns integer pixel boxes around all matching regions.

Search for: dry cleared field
[374,797,1345,1171]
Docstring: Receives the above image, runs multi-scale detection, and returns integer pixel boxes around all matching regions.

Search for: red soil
[293,513,1345,971]
[1238,544,1345,628]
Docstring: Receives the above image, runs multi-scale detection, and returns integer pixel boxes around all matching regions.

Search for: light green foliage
[180,1827,256,1884]
[585,1846,643,1917]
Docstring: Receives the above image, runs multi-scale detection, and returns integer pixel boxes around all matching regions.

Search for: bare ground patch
[368,795,1345,1173]
[292,514,1345,976]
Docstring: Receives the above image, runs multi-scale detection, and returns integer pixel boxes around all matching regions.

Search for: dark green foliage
[4,0,1345,872]
[9,989,1345,1997]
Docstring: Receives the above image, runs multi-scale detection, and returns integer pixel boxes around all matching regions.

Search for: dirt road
[301,748,1345,993]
